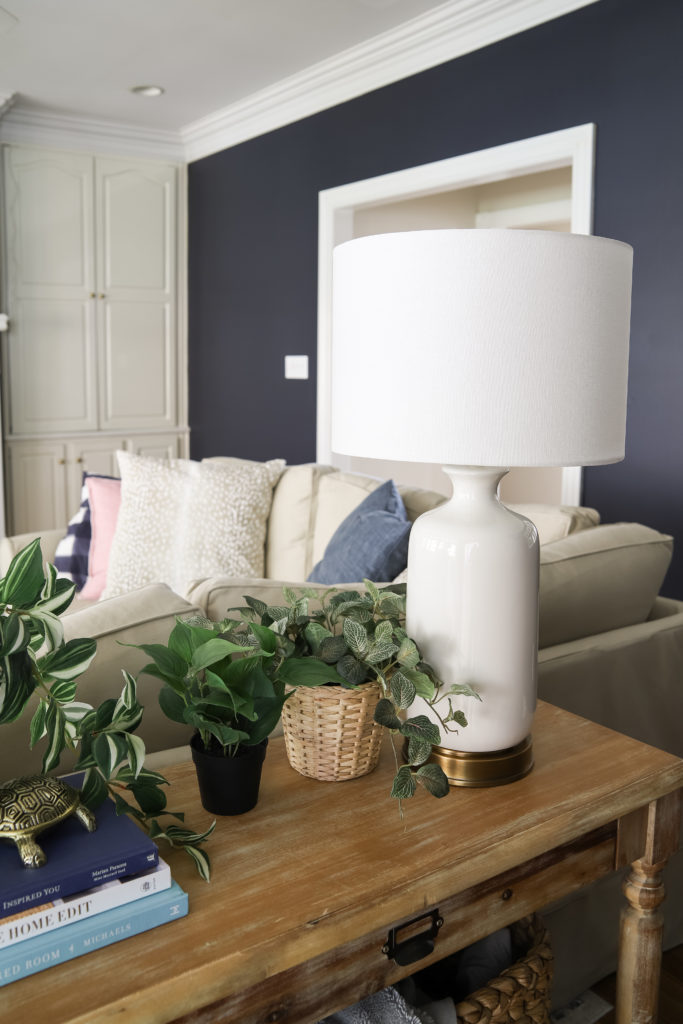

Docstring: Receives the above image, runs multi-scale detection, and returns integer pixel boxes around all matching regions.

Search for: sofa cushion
[539,523,673,648]
[103,453,285,599]
[308,479,411,584]
[53,482,91,590]
[311,471,381,566]
[509,503,600,545]
[265,464,335,580]
[186,576,364,623]
[80,474,122,600]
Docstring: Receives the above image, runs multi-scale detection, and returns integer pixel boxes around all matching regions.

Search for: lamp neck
[441,465,510,505]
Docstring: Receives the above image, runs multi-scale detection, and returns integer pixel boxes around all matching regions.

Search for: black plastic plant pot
[190,734,268,815]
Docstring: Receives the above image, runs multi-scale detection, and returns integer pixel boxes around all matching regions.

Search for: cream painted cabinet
[5,433,187,532]
[2,144,187,534]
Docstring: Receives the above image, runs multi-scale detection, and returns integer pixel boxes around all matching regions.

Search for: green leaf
[27,608,64,653]
[397,637,420,669]
[190,637,246,671]
[416,763,450,798]
[38,637,97,682]
[303,622,332,655]
[373,619,393,643]
[0,538,45,606]
[135,643,188,682]
[248,622,277,655]
[342,618,368,657]
[390,765,417,800]
[448,682,482,701]
[335,654,368,686]
[407,735,432,766]
[167,619,195,662]
[41,700,67,773]
[318,635,348,663]
[444,707,468,728]
[244,595,268,619]
[79,768,109,809]
[363,579,381,603]
[48,679,78,703]
[282,586,299,605]
[373,698,402,731]
[126,733,146,778]
[93,732,125,776]
[390,671,416,710]
[0,614,29,656]
[29,701,46,748]
[399,715,441,746]
[183,844,211,881]
[158,686,187,724]
[0,650,36,724]
[276,657,346,688]
[128,780,167,815]
[114,671,137,715]
[403,668,436,701]
[365,639,398,665]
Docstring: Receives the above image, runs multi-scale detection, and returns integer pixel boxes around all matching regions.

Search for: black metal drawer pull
[382,909,443,966]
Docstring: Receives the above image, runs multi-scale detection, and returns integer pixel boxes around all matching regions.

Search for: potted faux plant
[0,539,214,878]
[132,617,290,815]
[228,581,480,805]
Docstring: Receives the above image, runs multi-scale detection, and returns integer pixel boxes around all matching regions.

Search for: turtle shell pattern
[0,774,97,867]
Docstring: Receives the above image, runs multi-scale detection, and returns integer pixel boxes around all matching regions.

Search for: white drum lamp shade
[331,229,632,785]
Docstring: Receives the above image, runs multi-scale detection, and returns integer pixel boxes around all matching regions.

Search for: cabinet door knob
[99,293,106,299]
[76,457,84,464]
[58,458,66,465]
[89,292,96,299]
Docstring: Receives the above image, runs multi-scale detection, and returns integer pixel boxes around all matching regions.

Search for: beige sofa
[1,462,682,1008]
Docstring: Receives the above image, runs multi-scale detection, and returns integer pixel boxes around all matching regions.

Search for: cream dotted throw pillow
[102,452,285,599]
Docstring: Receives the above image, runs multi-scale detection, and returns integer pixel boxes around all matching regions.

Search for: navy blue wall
[189,0,683,596]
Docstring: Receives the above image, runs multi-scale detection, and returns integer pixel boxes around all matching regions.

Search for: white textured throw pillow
[102,452,285,599]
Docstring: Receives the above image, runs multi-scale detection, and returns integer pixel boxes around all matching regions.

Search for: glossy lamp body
[406,466,538,755]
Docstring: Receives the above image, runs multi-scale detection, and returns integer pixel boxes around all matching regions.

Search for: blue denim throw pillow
[307,479,411,585]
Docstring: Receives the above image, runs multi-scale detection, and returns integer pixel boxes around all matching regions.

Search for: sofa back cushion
[265,464,335,581]
[539,522,673,648]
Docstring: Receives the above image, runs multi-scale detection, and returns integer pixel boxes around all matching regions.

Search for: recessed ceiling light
[130,85,164,98]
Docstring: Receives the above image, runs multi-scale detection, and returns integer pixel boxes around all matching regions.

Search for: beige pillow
[265,464,335,580]
[102,452,285,599]
[539,523,673,648]
[509,503,600,545]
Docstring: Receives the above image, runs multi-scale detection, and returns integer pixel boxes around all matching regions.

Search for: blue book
[0,775,158,918]
[0,881,188,987]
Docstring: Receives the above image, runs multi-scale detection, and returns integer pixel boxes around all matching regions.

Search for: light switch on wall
[284,355,309,379]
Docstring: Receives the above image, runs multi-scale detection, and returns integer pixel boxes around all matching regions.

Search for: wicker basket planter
[281,681,383,782]
[454,915,553,1024]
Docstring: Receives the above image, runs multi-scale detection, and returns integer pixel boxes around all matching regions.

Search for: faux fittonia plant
[0,539,214,879]
[228,580,481,806]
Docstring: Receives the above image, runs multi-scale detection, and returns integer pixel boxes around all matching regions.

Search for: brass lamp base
[429,736,534,788]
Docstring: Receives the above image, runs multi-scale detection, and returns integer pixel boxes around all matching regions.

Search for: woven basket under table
[455,915,553,1024]
[281,681,383,782]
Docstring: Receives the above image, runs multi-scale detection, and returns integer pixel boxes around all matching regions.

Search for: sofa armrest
[185,576,385,622]
[0,528,64,575]
[538,598,683,757]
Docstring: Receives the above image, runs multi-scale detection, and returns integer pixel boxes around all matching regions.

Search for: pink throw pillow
[80,476,122,600]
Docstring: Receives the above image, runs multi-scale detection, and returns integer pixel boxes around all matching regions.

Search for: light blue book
[0,880,187,987]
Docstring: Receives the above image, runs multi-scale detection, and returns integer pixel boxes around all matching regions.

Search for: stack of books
[0,775,188,986]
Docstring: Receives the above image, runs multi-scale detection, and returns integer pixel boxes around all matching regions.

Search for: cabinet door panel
[9,298,97,434]
[100,301,174,428]
[6,442,68,533]
[126,433,183,460]
[4,148,94,298]
[96,159,177,430]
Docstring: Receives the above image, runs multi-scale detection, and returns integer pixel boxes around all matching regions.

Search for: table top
[4,701,683,1024]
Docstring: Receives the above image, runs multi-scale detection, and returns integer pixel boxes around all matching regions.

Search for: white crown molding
[0,107,185,161]
[182,0,599,162]
[0,0,597,163]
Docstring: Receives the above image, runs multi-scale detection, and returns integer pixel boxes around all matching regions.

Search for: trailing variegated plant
[0,539,214,879]
[226,580,481,806]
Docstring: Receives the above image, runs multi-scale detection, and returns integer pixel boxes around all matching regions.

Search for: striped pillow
[53,484,91,591]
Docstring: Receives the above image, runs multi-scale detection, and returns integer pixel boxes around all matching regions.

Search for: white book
[0,858,171,950]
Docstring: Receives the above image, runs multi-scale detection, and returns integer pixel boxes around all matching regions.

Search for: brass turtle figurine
[0,774,97,868]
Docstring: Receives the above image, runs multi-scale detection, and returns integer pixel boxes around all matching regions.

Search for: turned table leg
[615,791,682,1024]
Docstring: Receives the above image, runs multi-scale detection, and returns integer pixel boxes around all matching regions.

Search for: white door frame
[317,123,596,506]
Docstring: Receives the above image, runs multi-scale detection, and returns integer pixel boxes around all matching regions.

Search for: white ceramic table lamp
[331,229,632,785]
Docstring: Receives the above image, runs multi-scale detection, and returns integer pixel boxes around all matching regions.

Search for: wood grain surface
[2,701,682,1024]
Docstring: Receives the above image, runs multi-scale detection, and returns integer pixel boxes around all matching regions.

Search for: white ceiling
[0,0,457,131]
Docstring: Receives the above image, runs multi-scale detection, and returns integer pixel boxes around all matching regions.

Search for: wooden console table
[4,701,683,1024]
